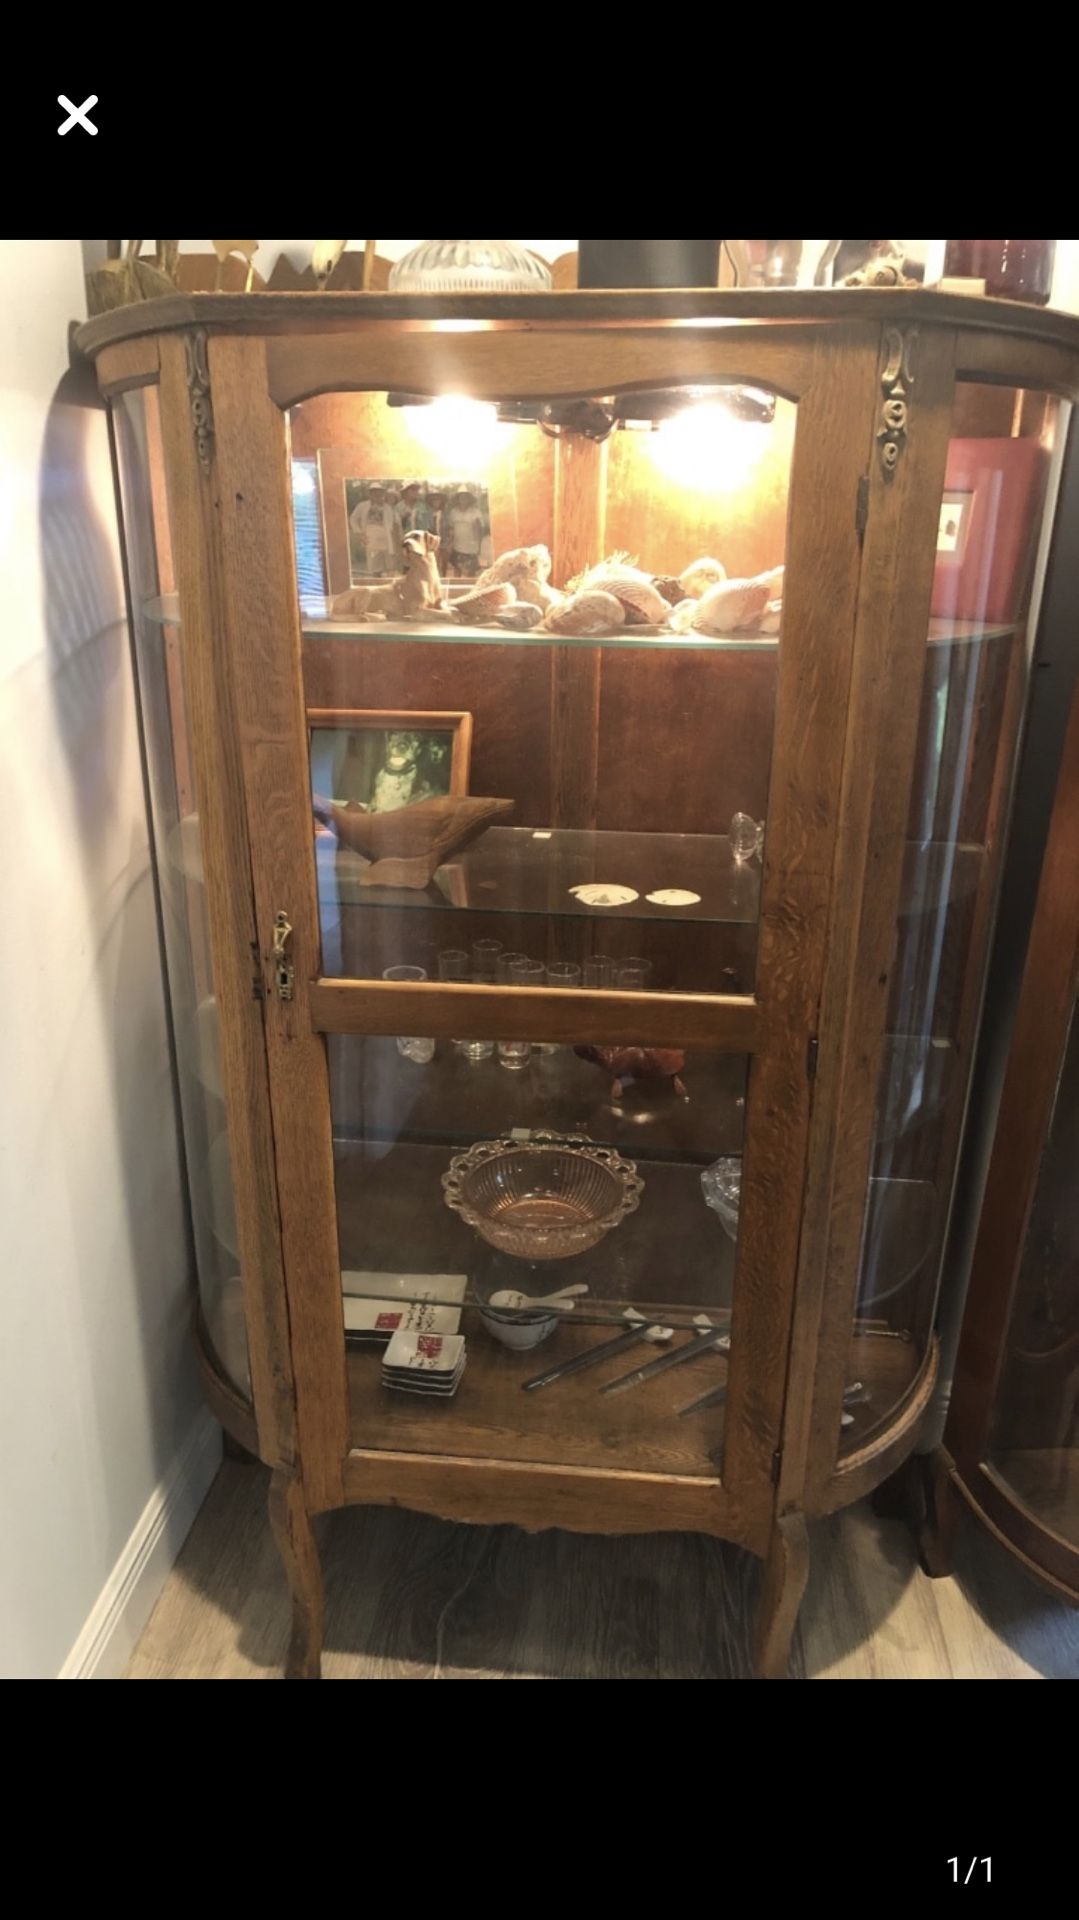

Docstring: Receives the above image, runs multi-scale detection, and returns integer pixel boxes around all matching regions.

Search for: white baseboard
[59,1409,223,1680]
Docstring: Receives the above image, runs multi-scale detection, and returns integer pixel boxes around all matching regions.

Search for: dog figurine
[328,530,451,621]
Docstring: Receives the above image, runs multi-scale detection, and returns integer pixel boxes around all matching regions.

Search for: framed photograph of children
[307,710,473,816]
[317,450,495,595]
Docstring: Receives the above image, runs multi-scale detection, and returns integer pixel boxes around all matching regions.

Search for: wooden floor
[127,1461,1079,1680]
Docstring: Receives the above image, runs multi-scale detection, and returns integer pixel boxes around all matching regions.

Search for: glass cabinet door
[287,378,798,1481]
[112,387,250,1397]
[843,384,1068,1455]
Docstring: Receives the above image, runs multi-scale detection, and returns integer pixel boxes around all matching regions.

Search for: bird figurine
[575,1045,688,1101]
[211,240,260,291]
[312,240,349,289]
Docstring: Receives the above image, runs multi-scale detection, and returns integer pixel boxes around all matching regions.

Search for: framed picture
[931,437,1049,626]
[317,450,494,595]
[307,709,473,815]
[936,490,974,564]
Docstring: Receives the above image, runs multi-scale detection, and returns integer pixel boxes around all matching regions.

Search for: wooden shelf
[349,1315,728,1478]
[331,1035,745,1165]
[348,1323,922,1480]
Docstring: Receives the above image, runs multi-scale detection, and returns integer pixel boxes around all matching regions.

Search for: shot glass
[547,961,582,989]
[583,954,614,989]
[471,938,503,983]
[496,951,532,1070]
[439,948,493,1061]
[382,966,435,1065]
[509,958,546,989]
[614,956,653,990]
[542,960,580,1055]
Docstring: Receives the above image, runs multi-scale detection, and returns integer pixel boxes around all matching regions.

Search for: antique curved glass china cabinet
[77,285,1079,1677]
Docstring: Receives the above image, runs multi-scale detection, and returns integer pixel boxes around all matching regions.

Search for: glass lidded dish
[388,240,553,294]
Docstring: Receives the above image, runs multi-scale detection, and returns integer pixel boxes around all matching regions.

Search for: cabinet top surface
[74,285,1079,363]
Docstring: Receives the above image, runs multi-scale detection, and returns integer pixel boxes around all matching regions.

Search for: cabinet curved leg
[916,1448,962,1580]
[754,1513,809,1679]
[268,1471,324,1680]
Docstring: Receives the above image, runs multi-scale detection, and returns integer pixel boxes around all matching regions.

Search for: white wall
[0,239,209,1679]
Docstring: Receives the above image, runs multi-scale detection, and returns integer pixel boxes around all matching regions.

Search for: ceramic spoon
[488,1284,589,1312]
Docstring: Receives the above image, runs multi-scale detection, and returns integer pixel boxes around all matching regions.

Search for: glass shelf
[144,595,1018,657]
[319,826,758,926]
[331,1035,746,1165]
[304,616,780,653]
[927,618,1020,649]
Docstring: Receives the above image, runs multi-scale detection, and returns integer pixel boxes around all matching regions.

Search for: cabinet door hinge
[855,474,870,544]
[771,1447,783,1485]
[806,1036,819,1081]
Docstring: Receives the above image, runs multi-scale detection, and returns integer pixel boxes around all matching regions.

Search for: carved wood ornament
[184,329,214,472]
[878,327,916,478]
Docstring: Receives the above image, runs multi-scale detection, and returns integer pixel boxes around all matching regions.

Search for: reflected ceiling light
[399,394,501,463]
[648,402,773,491]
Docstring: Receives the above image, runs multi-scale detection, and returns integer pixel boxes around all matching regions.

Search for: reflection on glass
[729,812,765,863]
[988,997,1079,1543]
[329,1032,747,1476]
[439,948,493,1062]
[114,389,250,1396]
[293,385,794,998]
[382,966,436,1065]
[845,387,1066,1454]
[294,377,791,1481]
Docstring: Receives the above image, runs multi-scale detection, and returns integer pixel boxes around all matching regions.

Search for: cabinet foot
[754,1513,809,1679]
[916,1449,962,1579]
[268,1471,324,1679]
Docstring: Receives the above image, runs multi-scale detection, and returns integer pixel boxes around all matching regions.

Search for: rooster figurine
[575,1045,688,1101]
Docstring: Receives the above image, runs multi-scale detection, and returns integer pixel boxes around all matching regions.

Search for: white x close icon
[57,94,98,135]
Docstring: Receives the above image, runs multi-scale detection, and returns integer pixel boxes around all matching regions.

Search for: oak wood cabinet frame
[81,289,1079,1677]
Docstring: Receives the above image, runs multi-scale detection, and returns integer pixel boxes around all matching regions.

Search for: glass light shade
[388,240,552,293]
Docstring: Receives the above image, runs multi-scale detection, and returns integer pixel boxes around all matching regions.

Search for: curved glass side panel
[113,388,250,1396]
[843,386,1068,1456]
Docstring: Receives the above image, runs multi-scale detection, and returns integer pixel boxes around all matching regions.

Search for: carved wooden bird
[312,241,349,288]
[312,794,514,889]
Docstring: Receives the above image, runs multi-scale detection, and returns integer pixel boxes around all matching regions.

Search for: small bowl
[442,1133,643,1261]
[478,1305,559,1351]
